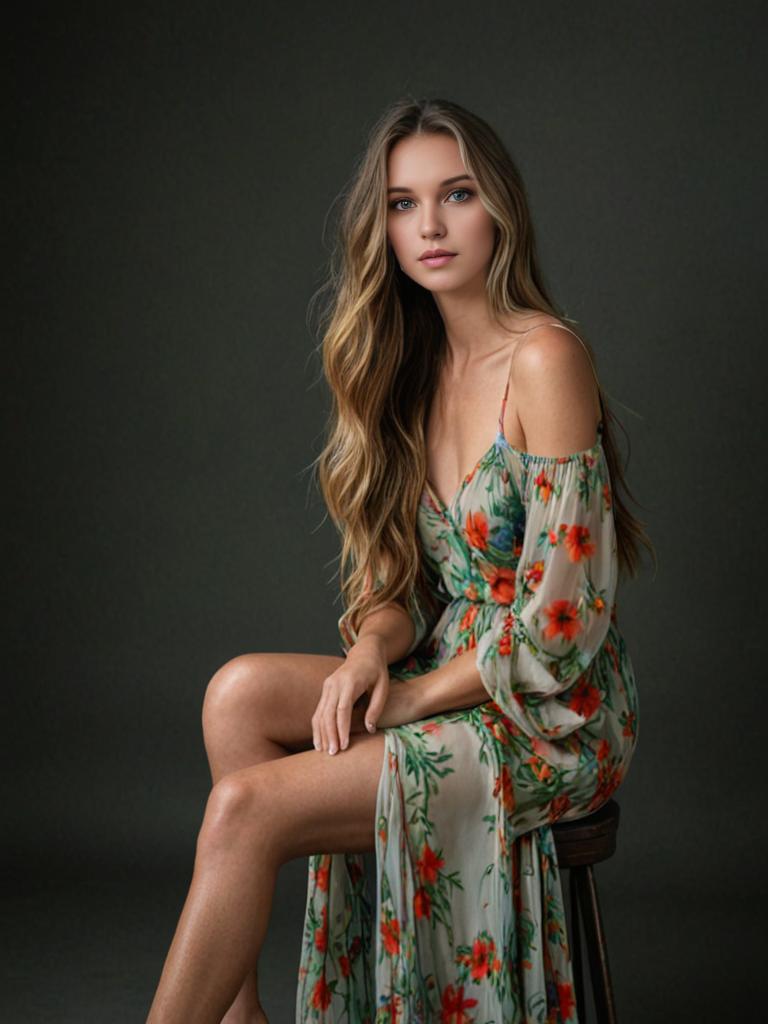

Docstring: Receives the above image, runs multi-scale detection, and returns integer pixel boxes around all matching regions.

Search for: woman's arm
[356,602,416,665]
[371,650,487,731]
[409,650,488,717]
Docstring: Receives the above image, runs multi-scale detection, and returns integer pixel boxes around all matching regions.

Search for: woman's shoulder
[509,316,588,375]
[508,318,602,450]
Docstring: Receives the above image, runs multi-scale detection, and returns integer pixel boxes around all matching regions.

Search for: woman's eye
[388,188,473,211]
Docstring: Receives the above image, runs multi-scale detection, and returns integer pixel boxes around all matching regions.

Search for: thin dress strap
[498,321,602,434]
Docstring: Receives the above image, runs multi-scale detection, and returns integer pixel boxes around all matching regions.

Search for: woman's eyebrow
[386,174,475,194]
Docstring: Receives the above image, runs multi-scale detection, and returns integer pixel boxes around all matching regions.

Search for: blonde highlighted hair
[307,96,655,644]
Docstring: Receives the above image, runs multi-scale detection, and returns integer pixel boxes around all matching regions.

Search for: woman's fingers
[314,680,334,752]
[337,695,352,751]
[364,672,390,732]
[330,679,357,753]
[314,668,384,755]
[311,691,324,751]
[322,679,342,755]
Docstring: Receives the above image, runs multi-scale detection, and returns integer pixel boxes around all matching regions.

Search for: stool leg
[575,864,618,1024]
[569,867,586,1021]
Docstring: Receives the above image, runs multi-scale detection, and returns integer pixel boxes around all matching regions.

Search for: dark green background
[5,1,764,1020]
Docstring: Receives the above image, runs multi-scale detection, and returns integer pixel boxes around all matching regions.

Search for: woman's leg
[184,651,367,1024]
[146,725,386,1024]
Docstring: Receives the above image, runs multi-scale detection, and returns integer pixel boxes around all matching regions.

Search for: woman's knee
[202,654,274,736]
[197,769,275,856]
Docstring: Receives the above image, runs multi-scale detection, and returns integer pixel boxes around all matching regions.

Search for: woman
[147,97,653,1024]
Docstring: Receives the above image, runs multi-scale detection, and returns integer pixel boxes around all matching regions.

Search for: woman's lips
[420,254,456,267]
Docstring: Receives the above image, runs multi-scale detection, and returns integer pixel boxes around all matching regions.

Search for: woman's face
[386,132,497,294]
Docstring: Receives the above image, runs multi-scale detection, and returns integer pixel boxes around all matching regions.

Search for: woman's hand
[312,635,391,755]
[312,636,433,754]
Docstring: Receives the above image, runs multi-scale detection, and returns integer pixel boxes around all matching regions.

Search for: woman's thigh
[204,729,387,859]
[202,651,366,755]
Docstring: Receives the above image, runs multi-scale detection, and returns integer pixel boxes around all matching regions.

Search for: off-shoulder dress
[296,323,639,1024]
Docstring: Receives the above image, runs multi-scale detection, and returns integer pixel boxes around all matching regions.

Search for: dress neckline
[423,421,605,518]
[423,321,604,516]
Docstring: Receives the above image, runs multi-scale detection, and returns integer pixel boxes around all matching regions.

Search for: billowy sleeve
[476,442,617,742]
[338,571,436,658]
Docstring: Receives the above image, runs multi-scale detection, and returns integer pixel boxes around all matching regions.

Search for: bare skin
[146,651,381,1024]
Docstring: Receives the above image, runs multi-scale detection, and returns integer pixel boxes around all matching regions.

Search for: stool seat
[552,798,620,867]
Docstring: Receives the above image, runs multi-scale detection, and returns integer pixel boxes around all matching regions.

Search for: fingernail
[341,739,348,750]
[366,721,375,733]
[329,745,337,755]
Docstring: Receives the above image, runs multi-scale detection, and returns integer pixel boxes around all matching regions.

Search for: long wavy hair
[308,96,656,644]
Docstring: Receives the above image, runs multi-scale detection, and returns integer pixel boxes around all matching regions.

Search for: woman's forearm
[356,602,415,665]
[413,648,490,718]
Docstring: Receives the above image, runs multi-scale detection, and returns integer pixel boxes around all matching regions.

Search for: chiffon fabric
[296,324,639,1023]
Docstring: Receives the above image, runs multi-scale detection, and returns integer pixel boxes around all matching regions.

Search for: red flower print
[497,826,509,859]
[380,916,400,955]
[481,712,506,744]
[417,842,445,885]
[530,736,552,758]
[381,993,403,1021]
[558,980,576,1019]
[548,793,572,822]
[524,559,544,589]
[338,954,351,977]
[440,983,479,1023]
[481,704,524,745]
[526,754,552,782]
[542,600,582,641]
[498,632,512,655]
[314,904,328,952]
[414,886,431,919]
[564,523,596,562]
[469,936,496,980]
[314,856,330,892]
[596,738,611,761]
[460,603,479,631]
[602,481,612,510]
[534,469,553,503]
[422,720,442,735]
[568,678,601,719]
[464,510,489,549]
[493,764,516,813]
[605,640,619,672]
[482,565,516,605]
[311,975,332,1010]
[622,710,637,737]
[589,760,624,810]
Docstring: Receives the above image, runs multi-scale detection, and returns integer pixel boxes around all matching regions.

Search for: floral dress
[296,325,640,1023]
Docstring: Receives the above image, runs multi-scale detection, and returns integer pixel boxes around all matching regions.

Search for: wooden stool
[551,799,621,1024]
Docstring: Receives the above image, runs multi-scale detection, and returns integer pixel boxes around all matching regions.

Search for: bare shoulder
[510,322,602,456]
